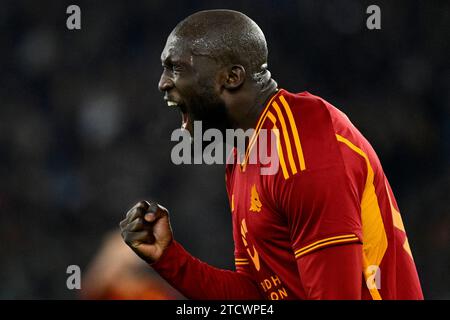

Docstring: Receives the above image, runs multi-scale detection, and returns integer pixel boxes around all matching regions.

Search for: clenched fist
[119,201,173,264]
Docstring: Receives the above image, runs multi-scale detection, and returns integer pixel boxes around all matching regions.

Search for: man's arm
[296,243,362,299]
[276,164,364,299]
[120,201,262,299]
[151,240,262,299]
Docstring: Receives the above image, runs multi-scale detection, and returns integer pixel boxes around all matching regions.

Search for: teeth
[167,101,178,107]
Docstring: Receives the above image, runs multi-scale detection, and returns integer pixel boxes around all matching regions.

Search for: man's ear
[223,65,246,90]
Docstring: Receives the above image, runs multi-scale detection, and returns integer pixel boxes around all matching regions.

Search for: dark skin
[158,33,277,135]
[120,13,277,264]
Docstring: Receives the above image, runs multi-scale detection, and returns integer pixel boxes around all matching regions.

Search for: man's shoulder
[241,89,364,181]
[279,89,324,105]
[280,90,380,176]
[278,89,357,138]
[270,89,357,174]
[279,89,341,117]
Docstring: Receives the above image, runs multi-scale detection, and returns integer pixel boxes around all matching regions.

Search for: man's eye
[163,65,183,72]
[162,64,183,74]
[172,65,183,73]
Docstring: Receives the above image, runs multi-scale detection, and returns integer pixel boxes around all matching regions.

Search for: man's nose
[158,73,174,92]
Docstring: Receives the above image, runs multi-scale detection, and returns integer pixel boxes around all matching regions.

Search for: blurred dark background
[0,0,448,299]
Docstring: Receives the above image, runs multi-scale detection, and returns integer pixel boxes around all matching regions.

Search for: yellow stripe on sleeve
[235,257,250,266]
[295,236,359,259]
[235,258,248,262]
[294,234,359,258]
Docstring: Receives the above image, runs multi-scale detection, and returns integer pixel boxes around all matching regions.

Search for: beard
[186,84,233,135]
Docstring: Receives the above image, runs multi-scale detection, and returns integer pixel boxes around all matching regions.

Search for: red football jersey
[225,89,423,300]
[152,88,423,300]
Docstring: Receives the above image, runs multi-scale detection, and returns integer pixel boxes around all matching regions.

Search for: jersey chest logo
[249,184,262,212]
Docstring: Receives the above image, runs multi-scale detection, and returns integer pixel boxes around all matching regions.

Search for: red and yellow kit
[152,89,423,300]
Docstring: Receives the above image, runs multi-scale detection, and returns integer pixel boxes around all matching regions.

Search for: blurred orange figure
[81,231,183,300]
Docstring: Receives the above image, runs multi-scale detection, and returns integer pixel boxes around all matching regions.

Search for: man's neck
[238,78,278,131]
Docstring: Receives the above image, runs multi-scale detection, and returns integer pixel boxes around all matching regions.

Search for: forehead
[160,34,192,63]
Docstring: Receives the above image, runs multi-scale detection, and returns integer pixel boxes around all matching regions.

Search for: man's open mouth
[167,100,190,130]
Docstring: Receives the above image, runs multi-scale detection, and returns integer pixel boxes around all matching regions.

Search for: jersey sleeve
[269,92,365,298]
[277,164,363,259]
[271,92,363,256]
[297,242,363,299]
[272,143,364,299]
[151,240,263,299]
